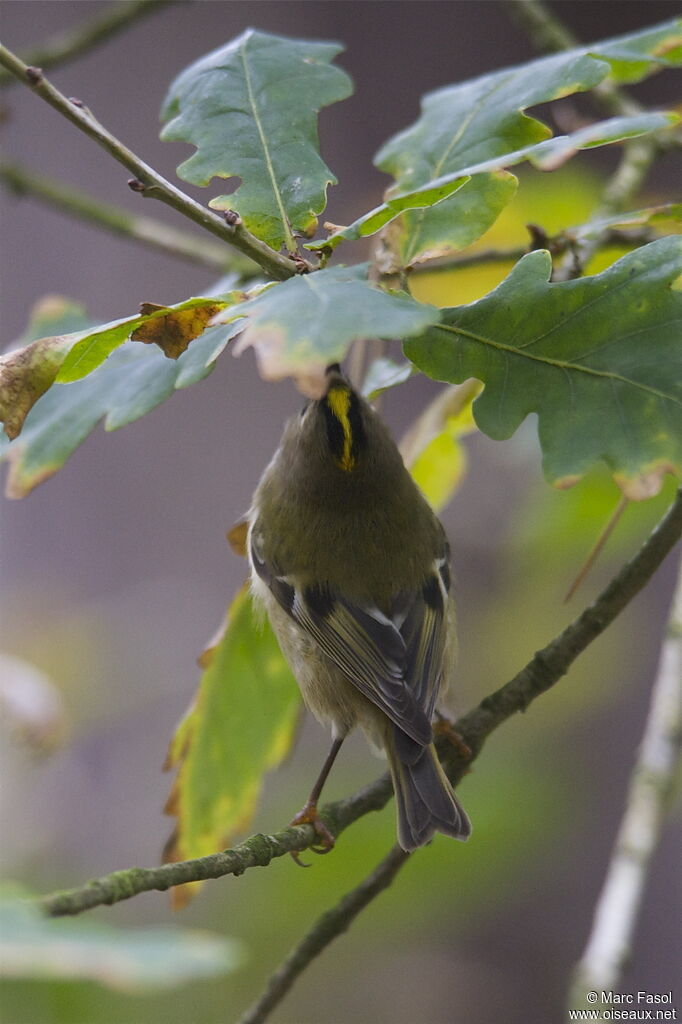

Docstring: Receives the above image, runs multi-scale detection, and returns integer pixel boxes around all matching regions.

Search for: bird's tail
[387,729,471,852]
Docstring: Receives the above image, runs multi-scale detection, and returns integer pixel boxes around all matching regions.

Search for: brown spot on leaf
[131,303,224,359]
[615,462,677,501]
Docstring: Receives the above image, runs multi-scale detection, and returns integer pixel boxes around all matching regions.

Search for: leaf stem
[0,161,259,275]
[36,486,682,917]
[564,495,629,602]
[0,0,174,89]
[236,845,410,1024]
[0,44,299,281]
[568,562,682,1014]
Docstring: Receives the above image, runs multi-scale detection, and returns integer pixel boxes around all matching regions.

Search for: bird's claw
[289,801,336,867]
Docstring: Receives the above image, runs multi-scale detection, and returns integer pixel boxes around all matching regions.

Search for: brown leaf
[131,302,224,359]
[226,519,249,557]
[0,334,74,439]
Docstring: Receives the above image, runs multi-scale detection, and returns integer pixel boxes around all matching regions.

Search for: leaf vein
[439,323,681,405]
[240,39,295,252]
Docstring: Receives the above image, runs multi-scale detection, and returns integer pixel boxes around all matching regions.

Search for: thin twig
[236,845,410,1024]
[508,1,641,117]
[553,137,661,282]
[36,486,682,917]
[568,563,682,1014]
[0,0,174,89]
[0,162,259,276]
[508,1,668,282]
[409,244,528,275]
[0,44,299,281]
[408,225,664,278]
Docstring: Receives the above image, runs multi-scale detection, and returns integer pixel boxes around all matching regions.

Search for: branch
[0,162,260,276]
[0,44,299,281]
[236,845,410,1024]
[37,486,682,918]
[568,563,682,1012]
[0,1,174,89]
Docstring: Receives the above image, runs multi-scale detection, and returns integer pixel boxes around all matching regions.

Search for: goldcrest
[248,363,470,852]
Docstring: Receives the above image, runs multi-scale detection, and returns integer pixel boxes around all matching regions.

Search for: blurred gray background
[1,3,680,1023]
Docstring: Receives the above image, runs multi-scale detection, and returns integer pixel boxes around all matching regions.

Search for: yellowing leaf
[0,334,75,439]
[163,585,301,906]
[400,380,482,511]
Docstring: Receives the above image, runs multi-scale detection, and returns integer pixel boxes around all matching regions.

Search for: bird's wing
[396,558,450,721]
[250,532,432,746]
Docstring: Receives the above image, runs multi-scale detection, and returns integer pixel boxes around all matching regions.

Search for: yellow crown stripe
[326,385,355,471]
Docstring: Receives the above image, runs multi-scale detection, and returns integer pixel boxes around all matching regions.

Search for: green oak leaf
[368,19,681,267]
[310,110,677,261]
[163,585,301,906]
[404,238,682,499]
[0,895,243,990]
[215,265,440,380]
[593,17,682,82]
[2,322,239,498]
[160,29,353,251]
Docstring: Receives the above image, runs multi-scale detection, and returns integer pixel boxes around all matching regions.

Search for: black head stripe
[320,386,366,469]
[323,403,347,463]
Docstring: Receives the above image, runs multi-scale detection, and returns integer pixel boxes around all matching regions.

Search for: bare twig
[37,487,682,918]
[508,1,670,282]
[408,222,667,277]
[409,244,529,275]
[569,563,682,1014]
[553,137,661,282]
[0,0,174,89]
[237,845,410,1024]
[0,162,259,276]
[0,44,299,281]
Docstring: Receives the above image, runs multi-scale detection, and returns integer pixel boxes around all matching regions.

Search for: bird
[247,362,471,853]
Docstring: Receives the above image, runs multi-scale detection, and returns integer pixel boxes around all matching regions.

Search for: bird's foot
[289,801,336,867]
[434,713,472,761]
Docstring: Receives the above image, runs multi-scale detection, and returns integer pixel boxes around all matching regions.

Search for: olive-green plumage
[248,365,470,851]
